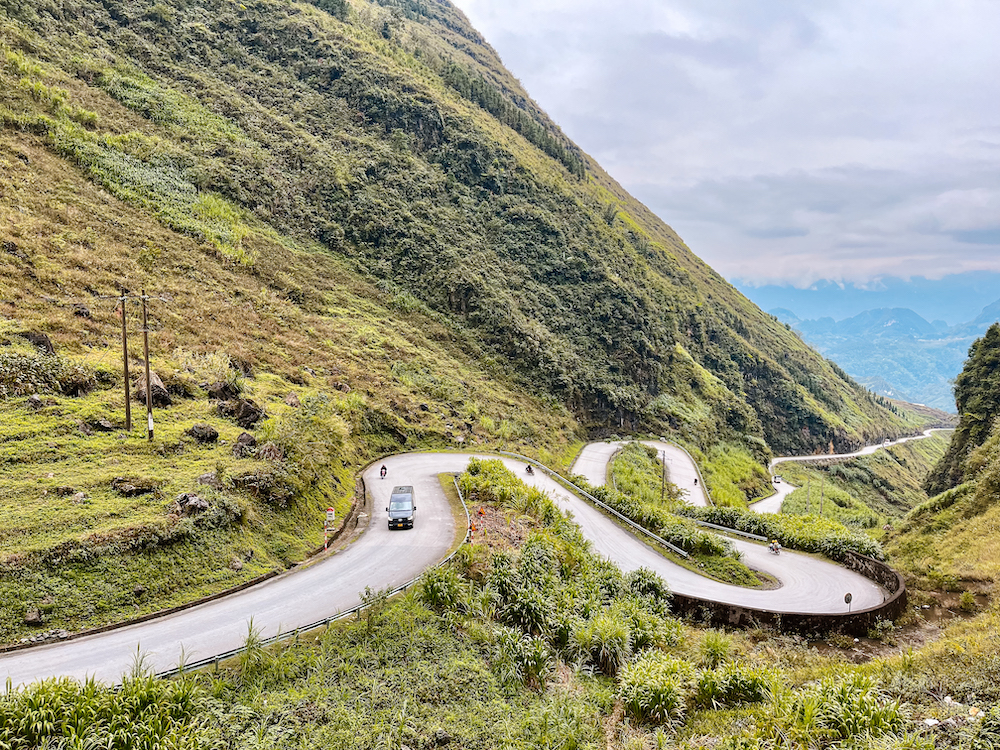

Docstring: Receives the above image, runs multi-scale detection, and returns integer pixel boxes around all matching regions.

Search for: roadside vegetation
[888,327,1000,588]
[776,433,950,530]
[3,461,997,750]
[594,443,763,586]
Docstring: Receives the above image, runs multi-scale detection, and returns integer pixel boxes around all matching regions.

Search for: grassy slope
[777,432,951,529]
[0,0,935,639]
[0,0,924,458]
[0,131,577,640]
[889,425,1000,586]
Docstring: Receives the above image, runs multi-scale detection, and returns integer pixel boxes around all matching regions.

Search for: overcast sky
[449,0,1000,288]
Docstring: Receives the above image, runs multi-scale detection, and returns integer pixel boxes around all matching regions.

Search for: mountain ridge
[770,300,1000,411]
[0,0,920,455]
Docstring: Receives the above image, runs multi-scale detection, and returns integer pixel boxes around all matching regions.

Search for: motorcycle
[768,541,781,555]
[525,465,534,476]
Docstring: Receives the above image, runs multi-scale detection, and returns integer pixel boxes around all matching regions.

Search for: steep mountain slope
[888,323,1000,583]
[925,323,1000,494]
[0,0,936,636]
[0,0,916,455]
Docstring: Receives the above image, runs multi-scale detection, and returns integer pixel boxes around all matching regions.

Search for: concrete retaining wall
[669,552,907,637]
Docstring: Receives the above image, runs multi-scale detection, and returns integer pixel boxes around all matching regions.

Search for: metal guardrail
[685,518,768,541]
[158,474,472,679]
[496,450,690,560]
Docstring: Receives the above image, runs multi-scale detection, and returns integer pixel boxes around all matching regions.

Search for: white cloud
[451,0,1000,284]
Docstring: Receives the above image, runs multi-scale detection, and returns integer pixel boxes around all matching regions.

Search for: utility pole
[141,288,153,441]
[660,451,666,503]
[119,288,131,431]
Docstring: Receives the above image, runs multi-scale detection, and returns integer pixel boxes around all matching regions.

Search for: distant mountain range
[735,273,1000,327]
[768,301,1000,412]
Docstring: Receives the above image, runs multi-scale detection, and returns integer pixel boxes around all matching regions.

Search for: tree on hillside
[925,322,1000,494]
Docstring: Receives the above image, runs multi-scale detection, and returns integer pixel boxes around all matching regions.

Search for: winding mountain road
[752,428,946,514]
[1,436,914,688]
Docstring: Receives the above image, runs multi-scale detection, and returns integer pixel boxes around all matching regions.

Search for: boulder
[218,398,265,428]
[230,558,244,571]
[284,392,301,407]
[205,381,240,401]
[27,394,43,410]
[89,418,115,432]
[71,491,87,503]
[233,431,257,459]
[24,607,43,626]
[19,331,54,354]
[134,371,172,407]
[111,477,156,497]
[187,423,219,443]
[176,492,210,515]
[197,472,223,489]
[54,486,76,496]
[72,303,92,318]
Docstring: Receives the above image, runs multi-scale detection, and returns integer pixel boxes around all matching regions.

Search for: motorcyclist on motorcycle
[525,465,534,475]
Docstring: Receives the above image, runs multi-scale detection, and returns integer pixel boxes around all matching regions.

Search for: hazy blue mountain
[738,273,1000,326]
[769,300,1000,412]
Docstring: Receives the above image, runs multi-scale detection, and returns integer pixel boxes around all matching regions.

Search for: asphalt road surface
[753,428,945,514]
[1,446,891,688]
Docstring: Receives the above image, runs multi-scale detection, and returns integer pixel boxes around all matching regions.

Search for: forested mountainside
[890,323,1000,582]
[925,323,1000,494]
[0,0,921,456]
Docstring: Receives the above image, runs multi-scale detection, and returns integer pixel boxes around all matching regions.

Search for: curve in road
[1,444,894,688]
[752,428,946,514]
[570,441,884,611]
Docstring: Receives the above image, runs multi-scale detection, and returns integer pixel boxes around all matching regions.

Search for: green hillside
[891,323,1000,584]
[0,0,935,638]
[925,323,1000,493]
[0,0,920,452]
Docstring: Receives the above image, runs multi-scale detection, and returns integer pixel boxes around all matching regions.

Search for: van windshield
[389,497,412,511]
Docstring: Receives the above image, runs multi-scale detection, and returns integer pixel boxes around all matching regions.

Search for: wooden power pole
[119,288,132,431]
[141,288,153,441]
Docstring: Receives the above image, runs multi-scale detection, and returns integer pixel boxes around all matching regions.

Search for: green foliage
[418,565,465,611]
[963,704,1000,750]
[258,393,350,501]
[492,624,553,691]
[759,673,904,746]
[618,651,694,725]
[0,672,203,749]
[591,483,734,558]
[573,611,631,676]
[927,323,1000,494]
[694,662,776,709]
[700,630,732,669]
[0,350,97,399]
[680,505,885,561]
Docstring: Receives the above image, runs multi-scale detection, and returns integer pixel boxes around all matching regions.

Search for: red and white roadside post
[324,507,336,550]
